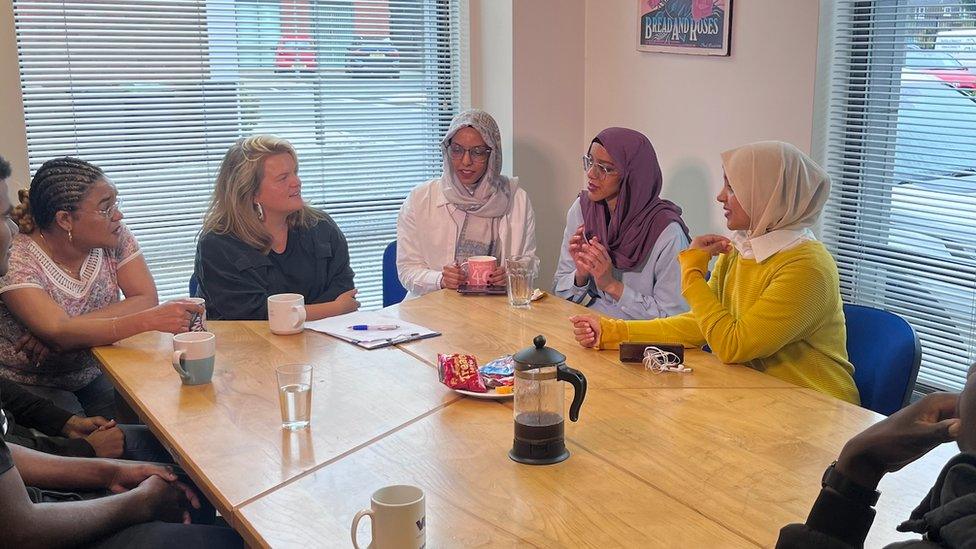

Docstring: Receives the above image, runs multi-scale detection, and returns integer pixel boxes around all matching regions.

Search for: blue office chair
[383,241,407,307]
[844,303,921,416]
[189,273,199,297]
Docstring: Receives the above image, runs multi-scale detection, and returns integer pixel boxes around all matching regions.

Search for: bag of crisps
[437,353,487,392]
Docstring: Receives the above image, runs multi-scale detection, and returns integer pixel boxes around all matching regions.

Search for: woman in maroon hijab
[553,127,690,319]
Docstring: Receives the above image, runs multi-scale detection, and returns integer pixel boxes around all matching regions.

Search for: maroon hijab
[579,127,689,271]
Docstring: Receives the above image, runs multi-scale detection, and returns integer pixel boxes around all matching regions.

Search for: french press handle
[556,364,587,422]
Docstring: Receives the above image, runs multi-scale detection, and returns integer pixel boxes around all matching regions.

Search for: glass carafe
[509,335,587,465]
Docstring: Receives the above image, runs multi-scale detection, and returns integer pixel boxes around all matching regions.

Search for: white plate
[455,388,514,400]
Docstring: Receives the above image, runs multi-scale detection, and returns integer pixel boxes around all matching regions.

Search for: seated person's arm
[305,219,359,321]
[0,379,72,436]
[678,249,835,364]
[395,196,443,294]
[1,288,199,351]
[0,444,196,546]
[776,392,962,549]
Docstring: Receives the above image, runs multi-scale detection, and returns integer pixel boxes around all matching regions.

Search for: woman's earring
[255,203,265,221]
[68,229,73,243]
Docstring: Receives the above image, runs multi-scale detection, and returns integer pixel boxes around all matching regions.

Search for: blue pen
[348,324,399,331]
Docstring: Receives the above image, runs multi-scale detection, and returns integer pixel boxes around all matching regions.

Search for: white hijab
[721,141,830,238]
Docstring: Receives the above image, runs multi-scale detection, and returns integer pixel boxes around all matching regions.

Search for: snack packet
[437,353,487,392]
[480,355,515,389]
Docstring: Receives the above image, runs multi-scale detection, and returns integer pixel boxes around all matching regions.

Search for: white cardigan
[396,177,537,298]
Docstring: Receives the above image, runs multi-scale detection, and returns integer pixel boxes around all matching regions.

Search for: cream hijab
[720,141,830,237]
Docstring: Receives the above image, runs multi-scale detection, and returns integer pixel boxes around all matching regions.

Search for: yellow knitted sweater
[599,242,860,404]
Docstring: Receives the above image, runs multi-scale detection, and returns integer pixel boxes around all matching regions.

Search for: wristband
[821,461,881,507]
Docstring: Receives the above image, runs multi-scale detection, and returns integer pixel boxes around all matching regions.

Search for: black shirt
[194,215,355,320]
[0,384,15,476]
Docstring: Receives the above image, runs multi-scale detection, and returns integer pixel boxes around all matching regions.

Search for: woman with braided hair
[0,157,203,417]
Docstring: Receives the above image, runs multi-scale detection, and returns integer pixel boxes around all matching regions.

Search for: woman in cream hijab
[397,109,537,297]
[570,141,859,404]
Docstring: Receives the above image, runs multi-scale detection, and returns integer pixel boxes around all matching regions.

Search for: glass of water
[276,363,313,430]
[506,255,539,309]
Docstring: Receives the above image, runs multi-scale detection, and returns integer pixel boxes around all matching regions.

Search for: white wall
[512,0,585,285]
[0,0,29,196]
[583,0,823,236]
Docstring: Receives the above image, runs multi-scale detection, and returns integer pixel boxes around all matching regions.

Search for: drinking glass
[506,255,539,309]
[276,363,313,430]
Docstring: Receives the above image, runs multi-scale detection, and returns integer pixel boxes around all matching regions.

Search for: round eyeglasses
[93,197,123,220]
[448,143,492,164]
[582,155,618,178]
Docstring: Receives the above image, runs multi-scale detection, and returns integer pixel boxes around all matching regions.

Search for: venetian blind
[13,0,461,309]
[823,1,976,391]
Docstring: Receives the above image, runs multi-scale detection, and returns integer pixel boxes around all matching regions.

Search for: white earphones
[642,346,692,374]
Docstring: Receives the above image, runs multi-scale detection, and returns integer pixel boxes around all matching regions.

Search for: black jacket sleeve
[310,215,355,304]
[0,379,73,436]
[195,232,272,320]
[3,423,95,457]
[776,487,876,549]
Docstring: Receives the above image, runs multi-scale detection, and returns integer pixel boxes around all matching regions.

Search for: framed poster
[637,0,733,56]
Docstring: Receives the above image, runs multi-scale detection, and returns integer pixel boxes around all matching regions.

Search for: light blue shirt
[552,199,690,320]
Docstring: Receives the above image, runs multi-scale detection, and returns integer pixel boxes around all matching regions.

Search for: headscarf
[579,127,689,271]
[439,109,514,261]
[720,141,830,237]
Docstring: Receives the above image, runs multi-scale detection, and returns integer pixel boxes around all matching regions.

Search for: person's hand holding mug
[146,300,206,334]
[440,263,464,290]
[689,234,732,257]
[569,314,602,348]
[488,266,506,286]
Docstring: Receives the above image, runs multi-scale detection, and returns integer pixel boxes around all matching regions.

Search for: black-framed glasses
[93,197,123,220]
[582,155,618,178]
[448,143,492,163]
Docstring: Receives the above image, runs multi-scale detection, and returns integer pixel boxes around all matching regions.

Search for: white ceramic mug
[351,485,426,549]
[171,331,216,385]
[268,293,306,335]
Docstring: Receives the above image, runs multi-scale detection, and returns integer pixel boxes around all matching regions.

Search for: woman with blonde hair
[570,141,859,404]
[0,156,202,417]
[195,135,358,320]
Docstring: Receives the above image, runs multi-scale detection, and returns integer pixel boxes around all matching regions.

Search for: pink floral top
[0,225,141,391]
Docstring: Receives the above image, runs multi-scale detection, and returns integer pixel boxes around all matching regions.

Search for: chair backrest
[382,241,407,307]
[844,303,921,416]
[189,272,199,297]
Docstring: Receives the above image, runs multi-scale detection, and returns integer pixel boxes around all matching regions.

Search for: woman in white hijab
[569,141,859,404]
[396,109,537,297]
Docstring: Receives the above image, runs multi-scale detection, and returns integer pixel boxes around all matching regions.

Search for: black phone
[619,342,685,363]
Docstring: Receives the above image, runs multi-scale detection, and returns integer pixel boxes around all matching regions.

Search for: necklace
[38,232,83,279]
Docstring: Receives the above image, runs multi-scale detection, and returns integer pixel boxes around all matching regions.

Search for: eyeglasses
[93,197,123,220]
[582,155,618,178]
[448,143,492,163]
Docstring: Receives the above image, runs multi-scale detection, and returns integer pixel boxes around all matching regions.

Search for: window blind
[13,0,461,309]
[823,1,976,391]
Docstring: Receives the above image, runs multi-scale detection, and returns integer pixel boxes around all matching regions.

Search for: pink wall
[584,0,822,235]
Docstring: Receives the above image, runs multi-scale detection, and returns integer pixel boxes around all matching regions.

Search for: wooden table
[94,291,956,548]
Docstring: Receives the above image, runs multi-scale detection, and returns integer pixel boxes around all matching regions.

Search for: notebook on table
[304,311,440,350]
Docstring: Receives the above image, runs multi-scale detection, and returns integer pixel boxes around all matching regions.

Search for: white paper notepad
[304,310,440,350]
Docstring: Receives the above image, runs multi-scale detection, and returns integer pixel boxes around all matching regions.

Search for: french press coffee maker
[509,335,587,465]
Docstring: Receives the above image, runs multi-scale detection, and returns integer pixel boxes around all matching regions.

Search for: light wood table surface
[96,291,956,547]
[93,320,459,523]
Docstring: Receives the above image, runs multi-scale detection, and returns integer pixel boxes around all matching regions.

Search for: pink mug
[460,255,497,287]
